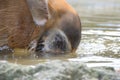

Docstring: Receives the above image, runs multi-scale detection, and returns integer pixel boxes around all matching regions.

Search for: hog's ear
[26,0,49,26]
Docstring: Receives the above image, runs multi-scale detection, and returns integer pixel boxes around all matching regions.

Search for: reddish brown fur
[0,0,81,53]
[0,0,37,48]
[44,0,81,51]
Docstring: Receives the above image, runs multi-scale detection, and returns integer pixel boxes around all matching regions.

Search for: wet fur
[0,0,36,48]
[0,0,81,55]
[38,0,81,52]
[35,29,71,56]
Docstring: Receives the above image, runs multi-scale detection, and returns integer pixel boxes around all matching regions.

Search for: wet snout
[29,29,71,57]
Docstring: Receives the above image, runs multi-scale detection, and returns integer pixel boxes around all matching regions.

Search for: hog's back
[0,0,36,48]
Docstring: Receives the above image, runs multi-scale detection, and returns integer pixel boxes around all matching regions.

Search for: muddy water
[1,0,120,66]
[0,0,120,76]
[12,1,120,66]
[67,0,120,70]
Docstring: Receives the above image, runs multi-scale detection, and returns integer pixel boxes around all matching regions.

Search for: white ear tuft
[26,0,49,26]
[33,18,47,26]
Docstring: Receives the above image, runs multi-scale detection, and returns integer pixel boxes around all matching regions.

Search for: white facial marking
[33,18,47,26]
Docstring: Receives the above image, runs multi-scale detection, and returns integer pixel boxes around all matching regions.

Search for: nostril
[35,43,44,52]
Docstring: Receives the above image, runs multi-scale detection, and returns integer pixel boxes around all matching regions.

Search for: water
[0,0,120,79]
[10,0,120,68]
[66,0,120,70]
[1,0,120,67]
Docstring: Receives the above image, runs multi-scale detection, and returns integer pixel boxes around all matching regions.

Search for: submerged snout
[34,29,71,56]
